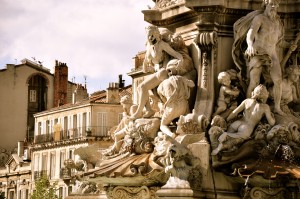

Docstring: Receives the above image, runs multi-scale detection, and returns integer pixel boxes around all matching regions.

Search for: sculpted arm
[227,100,246,122]
[292,85,300,104]
[224,86,239,97]
[161,41,183,62]
[264,105,275,126]
[245,16,261,57]
[142,46,154,73]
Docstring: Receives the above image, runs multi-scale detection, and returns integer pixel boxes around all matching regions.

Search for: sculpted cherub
[269,65,300,126]
[157,75,195,137]
[213,71,240,118]
[272,65,300,108]
[211,84,275,155]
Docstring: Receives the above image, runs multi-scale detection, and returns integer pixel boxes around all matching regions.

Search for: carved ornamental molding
[106,186,160,199]
[243,187,287,199]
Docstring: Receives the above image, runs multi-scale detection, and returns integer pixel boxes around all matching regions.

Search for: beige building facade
[30,84,131,198]
[0,152,31,199]
[0,59,87,168]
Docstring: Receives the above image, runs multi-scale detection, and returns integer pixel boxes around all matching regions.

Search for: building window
[64,116,68,138]
[69,149,74,160]
[59,187,63,199]
[118,113,123,124]
[50,153,56,179]
[73,115,77,138]
[42,153,48,174]
[68,186,72,195]
[29,90,36,102]
[97,112,107,136]
[33,154,40,172]
[60,151,65,169]
[21,189,29,199]
[46,120,50,135]
[82,112,87,132]
[38,122,42,135]
[9,190,14,199]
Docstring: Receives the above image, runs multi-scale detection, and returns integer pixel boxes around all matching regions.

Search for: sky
[0,0,154,94]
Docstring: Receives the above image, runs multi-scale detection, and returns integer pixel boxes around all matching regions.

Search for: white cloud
[0,0,154,93]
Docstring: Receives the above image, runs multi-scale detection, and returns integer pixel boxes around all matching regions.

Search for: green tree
[0,190,5,199]
[30,176,60,199]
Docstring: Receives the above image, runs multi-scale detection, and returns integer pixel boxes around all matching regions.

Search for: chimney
[54,60,68,107]
[72,84,88,104]
[106,82,120,103]
[18,141,24,157]
[119,74,125,88]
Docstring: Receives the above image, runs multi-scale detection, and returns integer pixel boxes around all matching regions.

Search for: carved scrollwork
[249,187,286,199]
[106,186,159,199]
[197,31,217,49]
[130,162,147,176]
[154,0,185,9]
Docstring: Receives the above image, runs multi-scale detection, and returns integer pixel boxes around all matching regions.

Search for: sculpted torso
[251,14,282,57]
[242,99,268,128]
[280,79,294,104]
[228,98,273,139]
[145,41,166,65]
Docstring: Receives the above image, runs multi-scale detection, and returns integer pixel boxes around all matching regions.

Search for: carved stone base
[242,186,298,199]
[105,186,160,199]
[65,194,102,199]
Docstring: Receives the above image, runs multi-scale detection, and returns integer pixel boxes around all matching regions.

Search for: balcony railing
[33,170,47,180]
[59,168,76,179]
[34,126,112,144]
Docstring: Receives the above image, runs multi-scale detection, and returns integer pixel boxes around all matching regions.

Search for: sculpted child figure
[104,95,137,155]
[131,25,194,119]
[213,71,240,118]
[276,65,300,108]
[270,65,300,126]
[211,84,275,156]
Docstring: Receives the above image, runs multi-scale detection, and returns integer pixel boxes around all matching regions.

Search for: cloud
[0,0,153,93]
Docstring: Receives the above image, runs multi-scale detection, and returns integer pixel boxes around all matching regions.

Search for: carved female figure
[131,26,194,119]
[211,84,275,155]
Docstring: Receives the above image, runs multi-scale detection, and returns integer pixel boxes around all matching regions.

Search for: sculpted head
[285,65,300,83]
[170,33,185,50]
[120,95,132,105]
[120,95,132,114]
[218,72,231,86]
[251,84,269,103]
[264,0,279,19]
[145,25,161,45]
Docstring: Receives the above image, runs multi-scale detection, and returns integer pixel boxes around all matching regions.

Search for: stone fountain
[65,0,300,198]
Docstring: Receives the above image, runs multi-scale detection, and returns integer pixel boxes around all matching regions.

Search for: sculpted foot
[143,109,155,118]
[130,111,143,120]
[103,147,117,156]
[274,107,286,116]
[211,143,223,156]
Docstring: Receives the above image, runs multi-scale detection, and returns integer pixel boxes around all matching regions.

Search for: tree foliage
[30,176,60,199]
[0,191,5,199]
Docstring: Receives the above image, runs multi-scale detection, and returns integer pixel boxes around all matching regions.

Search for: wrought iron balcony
[33,170,47,180]
[34,126,112,144]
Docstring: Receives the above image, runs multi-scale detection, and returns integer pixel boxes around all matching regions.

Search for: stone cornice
[31,138,89,151]
[144,2,299,27]
[143,9,198,27]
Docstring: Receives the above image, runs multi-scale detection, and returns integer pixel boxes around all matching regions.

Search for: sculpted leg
[247,67,262,98]
[271,61,284,115]
[131,73,163,119]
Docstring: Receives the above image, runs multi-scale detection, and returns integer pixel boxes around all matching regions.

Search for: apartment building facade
[30,84,131,198]
[0,59,87,168]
